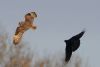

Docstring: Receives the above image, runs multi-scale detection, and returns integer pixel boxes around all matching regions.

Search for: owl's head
[25,12,37,22]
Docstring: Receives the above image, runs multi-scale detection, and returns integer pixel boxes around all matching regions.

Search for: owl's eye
[26,13,31,16]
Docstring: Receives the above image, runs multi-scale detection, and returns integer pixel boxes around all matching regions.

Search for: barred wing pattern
[13,27,26,45]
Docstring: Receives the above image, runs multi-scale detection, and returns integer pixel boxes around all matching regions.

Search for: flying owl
[13,12,37,45]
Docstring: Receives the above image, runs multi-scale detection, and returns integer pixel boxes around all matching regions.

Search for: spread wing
[65,45,72,62]
[70,30,85,51]
[70,30,85,41]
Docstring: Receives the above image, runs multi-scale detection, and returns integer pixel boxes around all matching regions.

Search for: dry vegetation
[0,33,89,67]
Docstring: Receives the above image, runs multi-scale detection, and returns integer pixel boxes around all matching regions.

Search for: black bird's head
[64,40,72,47]
[64,40,67,43]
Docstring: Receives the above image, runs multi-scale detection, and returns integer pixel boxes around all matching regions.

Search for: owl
[13,12,37,45]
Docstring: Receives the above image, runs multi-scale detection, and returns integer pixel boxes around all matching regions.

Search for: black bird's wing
[65,45,72,62]
[70,30,85,41]
[72,40,80,52]
[70,30,85,51]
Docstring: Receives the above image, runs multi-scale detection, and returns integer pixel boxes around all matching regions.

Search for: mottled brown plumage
[13,12,37,45]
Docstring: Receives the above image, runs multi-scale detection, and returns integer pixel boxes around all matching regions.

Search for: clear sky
[0,0,99,67]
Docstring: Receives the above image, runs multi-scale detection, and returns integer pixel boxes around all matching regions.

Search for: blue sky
[0,0,99,67]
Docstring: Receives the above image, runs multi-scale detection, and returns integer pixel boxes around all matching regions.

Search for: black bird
[64,30,85,62]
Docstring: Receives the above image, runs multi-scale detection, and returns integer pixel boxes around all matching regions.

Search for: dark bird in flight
[64,30,85,62]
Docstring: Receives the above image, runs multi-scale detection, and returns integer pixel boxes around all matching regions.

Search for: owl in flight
[13,12,37,45]
[64,30,85,62]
